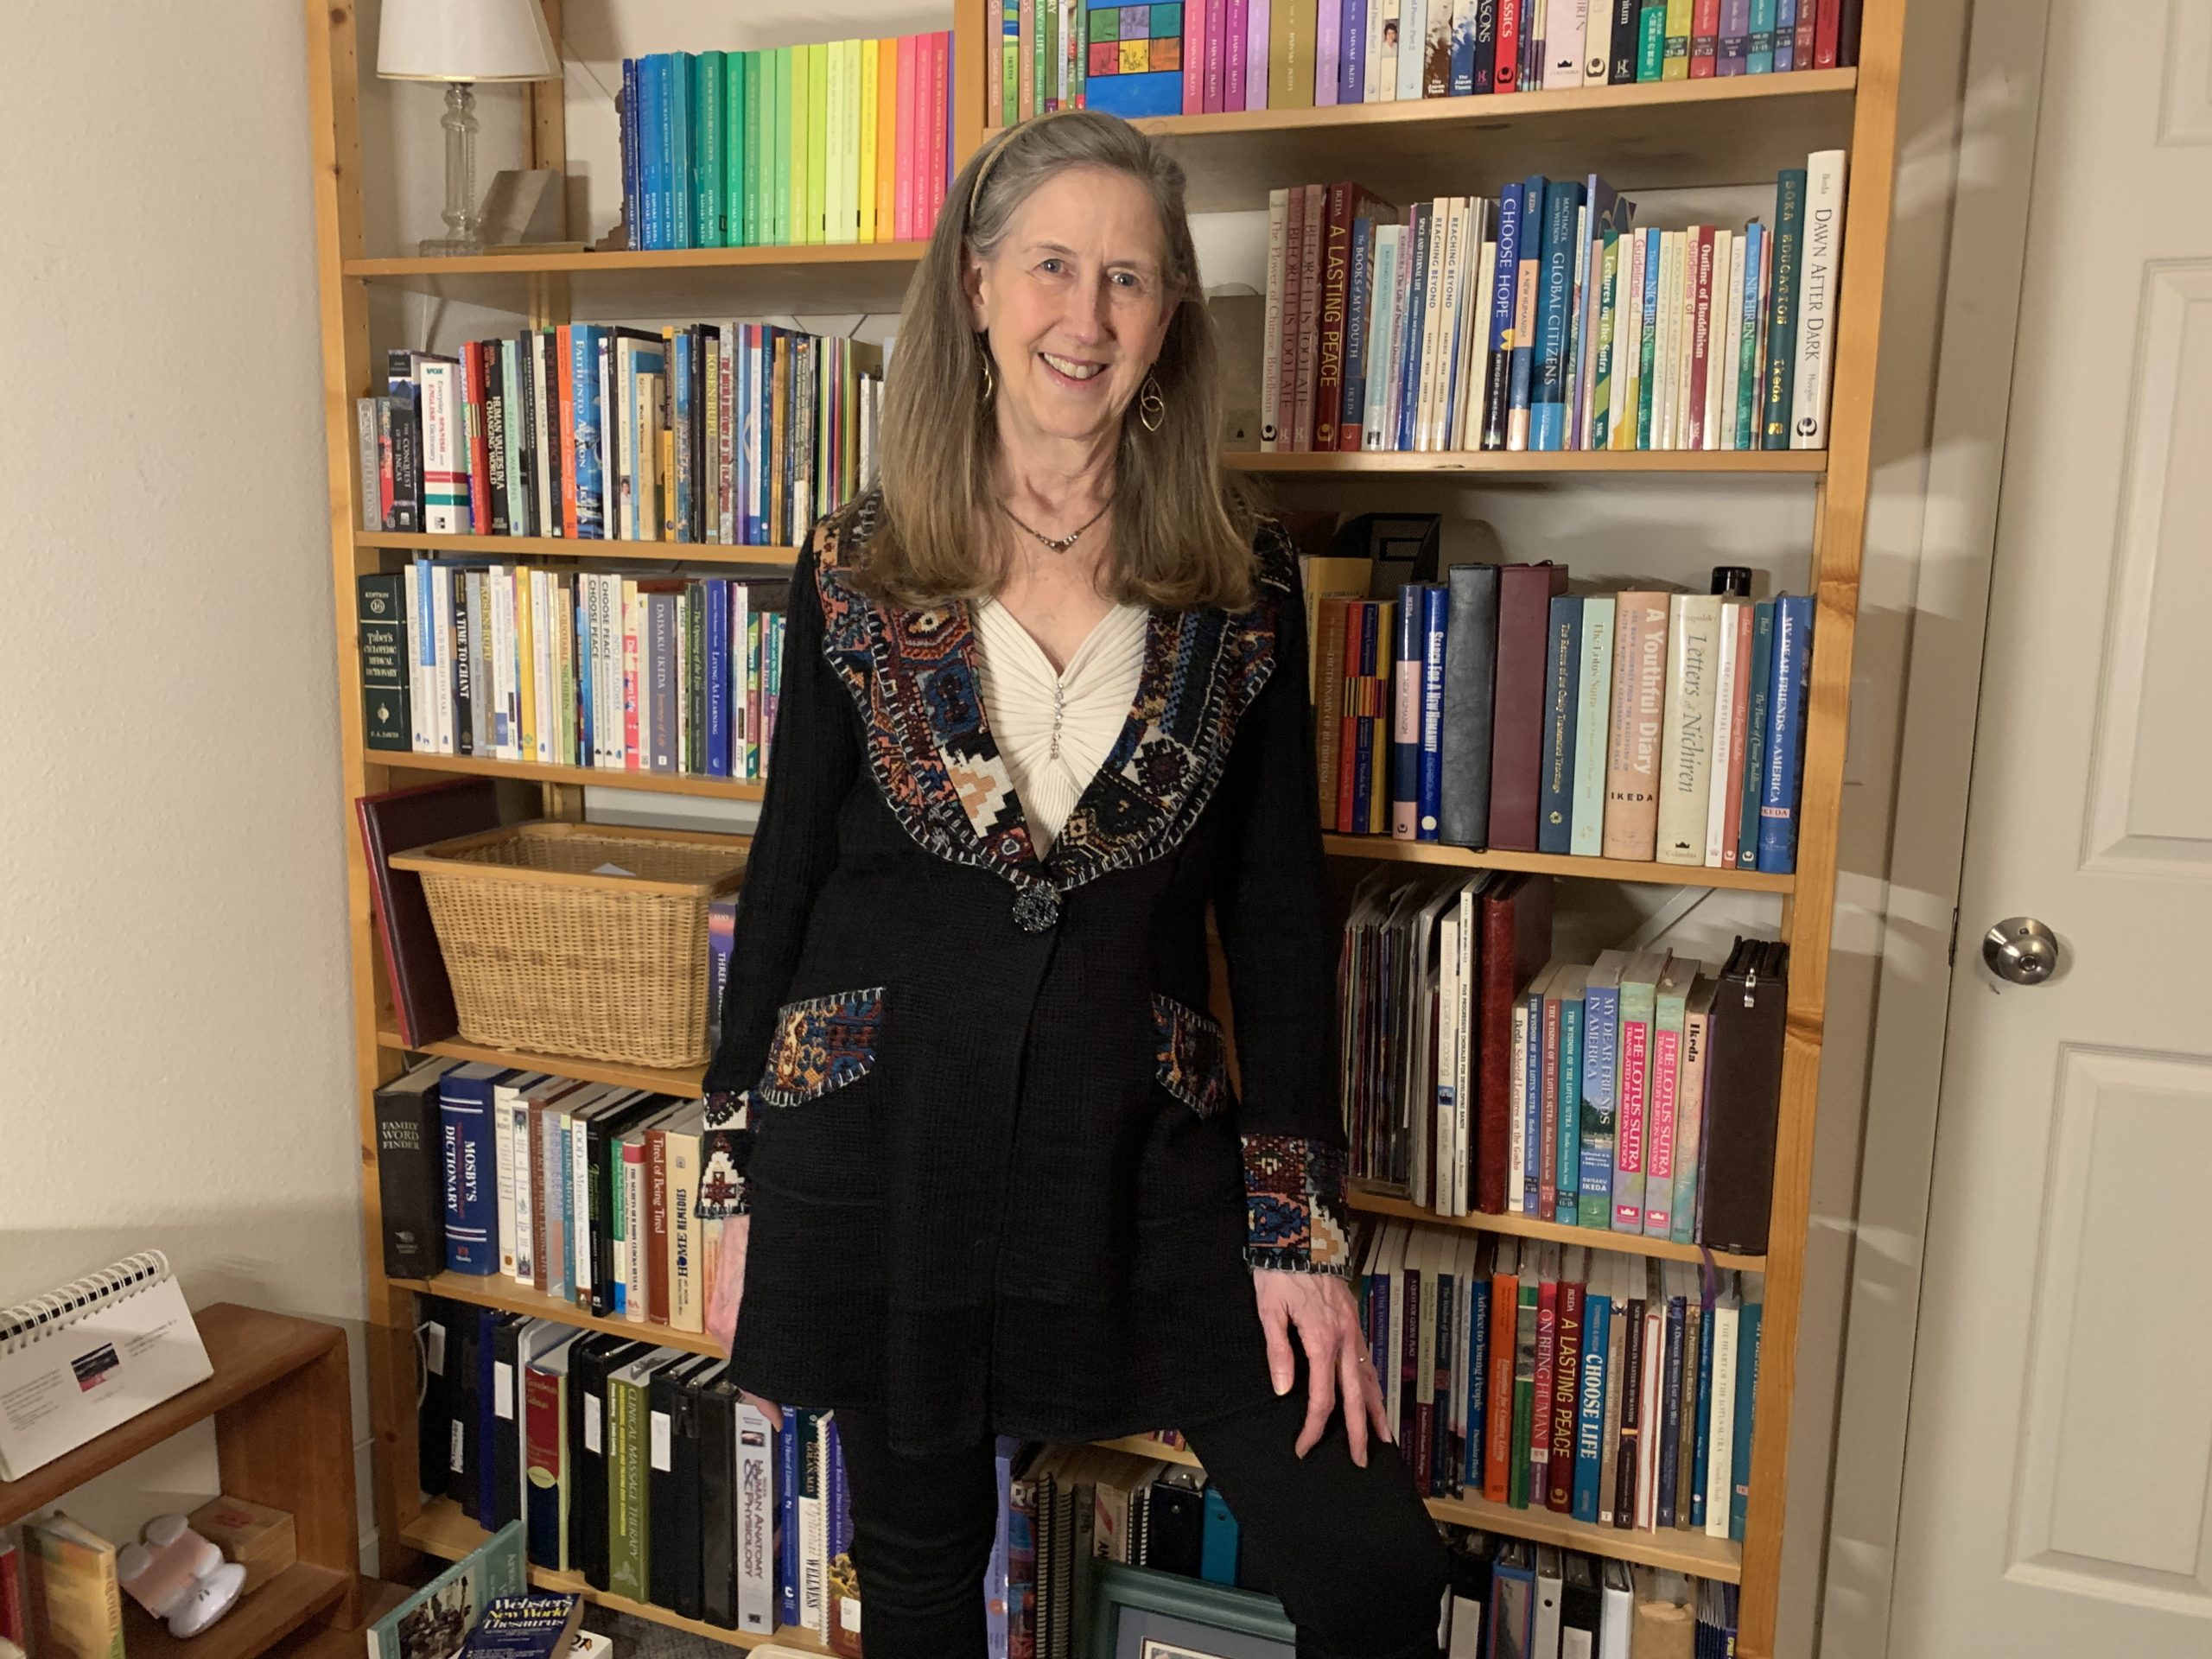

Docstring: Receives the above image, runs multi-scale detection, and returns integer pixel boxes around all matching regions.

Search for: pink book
[927,31,950,233]
[1315,0,1341,105]
[1247,0,1271,107]
[1615,1006,1649,1230]
[1644,1022,1679,1238]
[1225,0,1249,108]
[893,35,916,243]
[1184,4,1205,113]
[1205,0,1226,112]
[622,595,641,770]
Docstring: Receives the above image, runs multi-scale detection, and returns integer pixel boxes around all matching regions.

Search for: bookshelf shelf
[343,242,927,320]
[1320,834,1796,893]
[1227,449,1827,476]
[375,1027,709,1097]
[358,532,801,569]
[1056,71,1858,213]
[1345,1183,1768,1272]
[1426,1491,1743,1582]
[376,751,768,802]
[390,1273,724,1359]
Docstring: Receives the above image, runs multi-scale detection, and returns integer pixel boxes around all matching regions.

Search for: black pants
[834,1350,1452,1658]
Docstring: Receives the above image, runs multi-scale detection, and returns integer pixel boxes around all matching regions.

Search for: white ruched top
[971,595,1150,855]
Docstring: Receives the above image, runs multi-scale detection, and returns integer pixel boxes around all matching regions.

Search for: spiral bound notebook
[0,1252,213,1483]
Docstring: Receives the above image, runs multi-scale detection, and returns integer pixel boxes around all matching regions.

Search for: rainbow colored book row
[993,0,1866,124]
[620,36,952,251]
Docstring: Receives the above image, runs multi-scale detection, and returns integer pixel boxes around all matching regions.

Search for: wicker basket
[388,821,747,1068]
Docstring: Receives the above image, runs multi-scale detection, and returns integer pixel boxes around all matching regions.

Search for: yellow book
[515,565,536,760]
[823,39,845,245]
[772,45,792,245]
[807,41,830,249]
[875,37,899,241]
[839,38,863,244]
[788,42,810,244]
[25,1515,123,1659]
[858,37,880,244]
[1664,0,1694,80]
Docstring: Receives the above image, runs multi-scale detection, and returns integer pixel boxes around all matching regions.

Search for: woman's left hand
[1252,1268,1392,1466]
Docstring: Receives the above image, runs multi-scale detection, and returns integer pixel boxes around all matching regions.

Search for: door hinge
[1948,906,1961,968]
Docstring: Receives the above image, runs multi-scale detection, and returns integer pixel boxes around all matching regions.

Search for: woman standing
[701,109,1450,1656]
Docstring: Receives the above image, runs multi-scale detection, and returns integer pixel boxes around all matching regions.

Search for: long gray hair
[840,108,1256,612]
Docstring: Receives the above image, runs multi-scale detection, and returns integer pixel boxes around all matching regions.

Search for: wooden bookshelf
[311,0,1907,1647]
[1346,1181,1767,1273]
[357,531,802,569]
[375,1026,709,1097]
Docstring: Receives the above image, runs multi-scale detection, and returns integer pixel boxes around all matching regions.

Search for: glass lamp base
[418,233,486,257]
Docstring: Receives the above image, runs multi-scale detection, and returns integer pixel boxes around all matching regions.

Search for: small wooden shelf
[402,1499,830,1655]
[370,751,768,802]
[1346,1183,1768,1273]
[1096,1434,1200,1468]
[122,1565,353,1659]
[1229,449,1827,477]
[1321,834,1796,893]
[374,1027,709,1098]
[391,1271,723,1360]
[357,532,800,569]
[343,242,926,320]
[1103,70,1859,212]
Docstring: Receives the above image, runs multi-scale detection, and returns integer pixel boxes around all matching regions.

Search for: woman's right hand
[706,1213,785,1429]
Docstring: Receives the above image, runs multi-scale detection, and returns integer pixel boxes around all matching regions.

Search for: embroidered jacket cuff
[1240,1133,1351,1276]
[701,1090,756,1218]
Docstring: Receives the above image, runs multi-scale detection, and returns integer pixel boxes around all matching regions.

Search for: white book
[1375,225,1411,448]
[1417,198,1459,450]
[666,1107,706,1334]
[1636,1299,1663,1529]
[1362,226,1396,448]
[731,580,754,777]
[1665,230,1690,449]
[1719,229,1748,450]
[1705,1288,1742,1538]
[1376,0,1402,100]
[1436,900,1463,1214]
[1366,0,1389,102]
[489,566,515,760]
[1378,1224,1408,1427]
[1260,190,1288,450]
[1509,987,1531,1207]
[1571,595,1615,855]
[1792,147,1850,448]
[800,1487,828,1637]
[1649,232,1675,452]
[356,397,381,531]
[1452,876,1484,1213]
[1533,1547,1565,1656]
[1458,235,1497,450]
[736,1403,779,1631]
[1704,228,1732,448]
[1586,1,1614,80]
[1599,1560,1635,1659]
[419,357,465,533]
[430,562,458,753]
[1396,0,1427,99]
[1567,200,1591,448]
[1548,1,1588,86]
[405,563,430,752]
[507,1094,533,1283]
[1704,600,1745,865]
[1656,594,1724,864]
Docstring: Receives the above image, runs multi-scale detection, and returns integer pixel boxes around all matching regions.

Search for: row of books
[1262,153,1847,455]
[1358,1220,1765,1541]
[353,563,791,779]
[1317,564,1814,874]
[359,325,879,549]
[1044,0,1868,122]
[1441,1536,1739,1659]
[616,36,952,250]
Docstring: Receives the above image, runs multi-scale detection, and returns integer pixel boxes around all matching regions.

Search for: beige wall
[0,0,364,1554]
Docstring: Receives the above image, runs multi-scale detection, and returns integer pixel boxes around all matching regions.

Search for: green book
[722,52,744,251]
[741,52,763,245]
[696,51,724,249]
[608,1349,682,1601]
[1510,1255,1541,1508]
[1591,231,1621,449]
[1034,0,1051,115]
[1638,3,1669,79]
[778,45,798,245]
[365,1523,524,1659]
[1735,221,1764,450]
[806,41,830,249]
[1613,949,1670,1233]
[1002,0,1019,125]
[1762,169,1808,448]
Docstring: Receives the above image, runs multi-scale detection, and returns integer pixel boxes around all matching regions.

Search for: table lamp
[378,0,562,256]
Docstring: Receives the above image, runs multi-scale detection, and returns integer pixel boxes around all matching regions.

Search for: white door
[1887,3,2212,1655]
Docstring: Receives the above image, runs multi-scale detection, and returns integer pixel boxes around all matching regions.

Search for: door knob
[1981,917,2058,985]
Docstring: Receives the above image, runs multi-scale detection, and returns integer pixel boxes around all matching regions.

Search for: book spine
[1531,181,1579,449]
[1690,1295,1716,1527]
[1730,1302,1761,1540]
[1656,594,1722,863]
[1656,1296,1687,1524]
[1579,980,1619,1226]
[1762,168,1806,447]
[1612,1295,1645,1525]
[1316,182,1353,448]
[1547,1276,1584,1511]
[356,575,411,752]
[1573,1292,1610,1522]
[1391,585,1422,838]
[1690,0,1719,73]
[1758,594,1815,872]
[1484,1269,1517,1501]
[1342,213,1376,450]
[441,1082,499,1274]
[1482,183,1522,449]
[1602,593,1669,859]
[1748,0,1776,71]
[1417,584,1449,838]
[1790,149,1848,448]
[1294,184,1325,448]
[1614,997,1650,1232]
[1569,596,1613,854]
[1495,0,1521,90]
[1538,595,1580,855]
[1556,989,1583,1230]
[1644,1017,1680,1239]
[375,1077,443,1277]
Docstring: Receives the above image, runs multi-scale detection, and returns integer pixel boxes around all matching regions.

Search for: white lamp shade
[377,0,562,83]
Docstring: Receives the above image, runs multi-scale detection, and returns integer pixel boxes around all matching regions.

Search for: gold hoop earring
[1138,371,1166,434]
[980,350,995,404]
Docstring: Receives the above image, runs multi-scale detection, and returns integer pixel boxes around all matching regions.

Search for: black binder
[696,1369,742,1630]
[1438,562,1503,847]
[649,1354,721,1614]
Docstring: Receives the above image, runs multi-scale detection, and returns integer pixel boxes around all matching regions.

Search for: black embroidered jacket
[698,490,1350,1456]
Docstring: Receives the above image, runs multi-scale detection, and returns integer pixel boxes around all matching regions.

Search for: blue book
[1735,600,1777,868]
[1392,586,1424,836]
[1200,1487,1240,1584]
[1731,1300,1764,1541]
[695,53,724,249]
[1507,175,1548,442]
[672,331,693,541]
[1749,0,1777,73]
[475,1306,504,1520]
[621,60,643,250]
[1555,974,1585,1226]
[1764,168,1808,448]
[778,1403,803,1627]
[1538,594,1581,854]
[1692,1287,1718,1528]
[670,53,695,249]
[1417,584,1450,839]
[440,1062,513,1274]
[1482,183,1524,450]
[705,578,730,776]
[1578,952,1624,1227]
[572,585,593,766]
[1522,976,1548,1216]
[1775,0,1797,69]
[1530,179,1584,450]
[1343,0,1370,100]
[1572,1288,1611,1522]
[1396,205,1434,454]
[1758,595,1815,873]
[1344,217,1376,443]
[1465,1269,1491,1491]
[569,327,605,539]
[521,1335,582,1570]
[1449,0,1478,92]
[549,1105,573,1299]
[1656,1291,1687,1527]
[636,58,662,252]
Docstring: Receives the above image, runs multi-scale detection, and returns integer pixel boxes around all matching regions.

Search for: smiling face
[963,163,1181,454]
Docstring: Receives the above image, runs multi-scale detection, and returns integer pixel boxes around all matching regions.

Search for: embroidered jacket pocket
[755,986,887,1108]
[1151,994,1235,1120]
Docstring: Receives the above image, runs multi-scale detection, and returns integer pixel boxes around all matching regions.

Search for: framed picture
[1086,1562,1297,1659]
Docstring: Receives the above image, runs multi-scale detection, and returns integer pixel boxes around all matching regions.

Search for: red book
[1225,0,1249,109]
[1204,0,1226,111]
[893,36,917,243]
[461,341,491,532]
[1183,1,1205,113]
[1795,7,1819,65]
[1475,874,1556,1212]
[929,31,950,232]
[1276,186,1306,451]
[523,1361,566,1554]
[1531,1270,1559,1504]
[1548,1276,1585,1512]
[1719,601,1754,854]
[1313,182,1355,450]
[1691,0,1720,76]
[1485,562,1571,850]
[1484,1255,1520,1502]
[1334,600,1365,830]
[1688,226,1718,449]
[356,779,502,1046]
[646,1122,672,1324]
[556,324,579,541]
[1495,0,1522,93]
[1815,0,1843,67]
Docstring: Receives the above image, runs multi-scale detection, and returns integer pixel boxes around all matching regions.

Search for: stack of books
[1261,154,1848,454]
[1439,1537,1739,1654]
[353,564,790,778]
[1316,568,1815,874]
[1356,1223,1765,1542]
[359,322,879,549]
[1053,0,1867,122]
[619,35,952,249]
